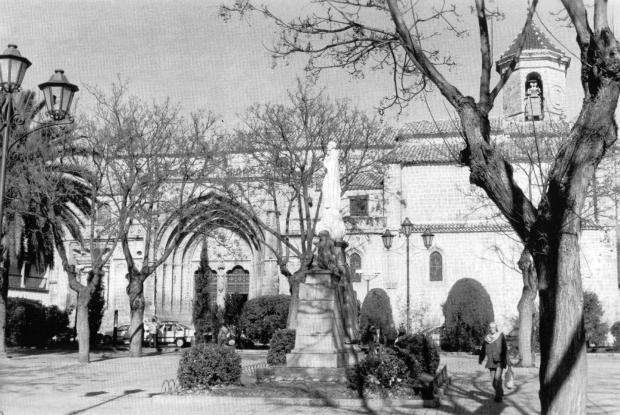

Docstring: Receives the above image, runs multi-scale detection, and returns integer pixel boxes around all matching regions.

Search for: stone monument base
[285,269,356,369]
[257,366,348,383]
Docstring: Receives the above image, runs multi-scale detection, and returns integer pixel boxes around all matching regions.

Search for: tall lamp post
[381,219,434,333]
[0,44,78,259]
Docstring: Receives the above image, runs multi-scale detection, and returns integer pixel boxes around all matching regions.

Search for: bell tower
[496,24,570,121]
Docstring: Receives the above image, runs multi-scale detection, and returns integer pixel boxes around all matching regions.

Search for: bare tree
[86,82,221,357]
[222,0,620,412]
[223,82,390,329]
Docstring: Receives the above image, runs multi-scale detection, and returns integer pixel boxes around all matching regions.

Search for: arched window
[524,72,544,121]
[429,251,443,281]
[226,265,250,295]
[349,252,362,282]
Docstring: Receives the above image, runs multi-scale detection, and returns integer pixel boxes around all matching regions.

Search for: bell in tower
[496,24,570,122]
[524,73,543,121]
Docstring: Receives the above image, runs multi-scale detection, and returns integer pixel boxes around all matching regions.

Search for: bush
[584,291,609,346]
[223,293,248,328]
[177,343,242,389]
[394,333,440,376]
[267,329,296,365]
[192,270,217,344]
[441,278,494,352]
[7,298,70,347]
[359,288,396,346]
[239,295,290,344]
[347,346,409,393]
[610,321,620,351]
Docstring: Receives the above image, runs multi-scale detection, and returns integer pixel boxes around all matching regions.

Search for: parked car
[145,322,195,348]
[102,324,131,345]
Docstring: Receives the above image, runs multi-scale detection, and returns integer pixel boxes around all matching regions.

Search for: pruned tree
[222,81,390,329]
[221,0,620,413]
[86,81,222,357]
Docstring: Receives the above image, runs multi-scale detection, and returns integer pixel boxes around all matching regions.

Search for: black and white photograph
[0,1,619,414]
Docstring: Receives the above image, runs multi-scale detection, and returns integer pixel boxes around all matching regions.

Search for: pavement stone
[0,349,618,414]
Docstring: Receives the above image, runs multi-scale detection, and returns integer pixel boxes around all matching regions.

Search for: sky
[1,0,619,127]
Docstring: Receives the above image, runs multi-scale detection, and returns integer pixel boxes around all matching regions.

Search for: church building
[9,25,619,336]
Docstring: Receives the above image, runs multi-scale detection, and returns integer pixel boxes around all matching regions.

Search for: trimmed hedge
[359,288,396,345]
[584,290,609,346]
[239,295,290,344]
[267,329,296,365]
[441,278,494,352]
[7,298,69,347]
[177,343,242,389]
[611,321,620,351]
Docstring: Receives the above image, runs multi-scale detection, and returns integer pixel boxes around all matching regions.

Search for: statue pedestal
[286,270,354,368]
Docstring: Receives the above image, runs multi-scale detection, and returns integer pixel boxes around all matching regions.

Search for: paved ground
[0,348,618,414]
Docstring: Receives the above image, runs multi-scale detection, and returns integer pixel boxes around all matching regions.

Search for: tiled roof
[347,171,384,190]
[499,24,565,61]
[386,119,570,165]
[396,118,571,139]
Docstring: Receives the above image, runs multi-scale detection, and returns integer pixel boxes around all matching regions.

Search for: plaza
[1,349,618,414]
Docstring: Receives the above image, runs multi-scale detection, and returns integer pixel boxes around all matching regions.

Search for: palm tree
[0,90,94,361]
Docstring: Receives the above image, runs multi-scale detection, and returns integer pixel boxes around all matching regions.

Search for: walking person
[479,322,508,402]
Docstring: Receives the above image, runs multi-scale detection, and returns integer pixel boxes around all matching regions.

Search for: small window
[349,253,362,282]
[349,195,369,216]
[430,251,443,281]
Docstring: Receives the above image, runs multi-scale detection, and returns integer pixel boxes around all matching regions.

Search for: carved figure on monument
[313,230,343,275]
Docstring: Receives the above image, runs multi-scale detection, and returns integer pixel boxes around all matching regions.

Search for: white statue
[316,141,346,240]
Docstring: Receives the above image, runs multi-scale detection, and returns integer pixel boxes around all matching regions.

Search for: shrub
[193,270,218,344]
[441,278,494,352]
[239,295,290,344]
[267,329,296,365]
[177,343,242,389]
[610,321,620,351]
[394,333,440,376]
[347,346,409,393]
[359,288,396,346]
[6,298,69,347]
[223,293,248,328]
[584,291,609,346]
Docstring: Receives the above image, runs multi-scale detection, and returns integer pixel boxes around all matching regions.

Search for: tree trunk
[286,277,300,330]
[517,249,537,367]
[75,293,90,364]
[536,233,586,415]
[0,260,8,357]
[0,293,7,358]
[127,273,146,357]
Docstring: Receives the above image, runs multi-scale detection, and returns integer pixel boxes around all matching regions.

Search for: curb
[151,394,424,409]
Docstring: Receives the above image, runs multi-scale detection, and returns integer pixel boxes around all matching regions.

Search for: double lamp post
[0,44,78,265]
[381,218,434,334]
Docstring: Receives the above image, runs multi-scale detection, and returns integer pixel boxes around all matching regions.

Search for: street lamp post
[381,220,434,333]
[0,44,78,272]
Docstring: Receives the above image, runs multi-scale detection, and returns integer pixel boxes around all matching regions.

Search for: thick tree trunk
[127,274,146,357]
[0,261,8,357]
[0,293,7,358]
[517,249,537,367]
[75,294,91,364]
[536,234,586,415]
[286,277,300,330]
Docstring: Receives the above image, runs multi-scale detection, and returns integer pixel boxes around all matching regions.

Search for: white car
[146,322,195,348]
